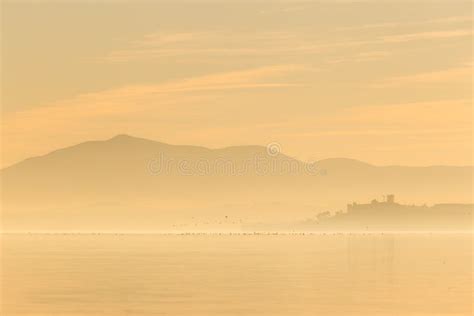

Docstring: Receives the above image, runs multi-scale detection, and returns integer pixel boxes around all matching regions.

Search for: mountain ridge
[4,134,469,172]
[2,134,472,231]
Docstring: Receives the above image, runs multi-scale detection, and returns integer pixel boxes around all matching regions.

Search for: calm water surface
[1,233,472,316]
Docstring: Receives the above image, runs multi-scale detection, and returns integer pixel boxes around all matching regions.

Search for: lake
[1,233,472,315]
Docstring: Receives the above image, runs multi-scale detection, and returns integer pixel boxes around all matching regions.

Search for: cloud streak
[382,29,472,43]
[338,15,472,31]
[2,64,307,166]
[371,66,472,88]
[103,24,472,64]
[3,64,305,130]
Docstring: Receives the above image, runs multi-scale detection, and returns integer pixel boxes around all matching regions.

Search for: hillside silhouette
[1,135,472,231]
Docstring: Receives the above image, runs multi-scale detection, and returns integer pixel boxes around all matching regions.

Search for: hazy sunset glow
[2,1,472,167]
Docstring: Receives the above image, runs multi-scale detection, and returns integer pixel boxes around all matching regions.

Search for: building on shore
[315,195,473,231]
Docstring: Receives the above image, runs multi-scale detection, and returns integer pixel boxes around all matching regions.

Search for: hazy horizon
[1,0,472,233]
[1,2,473,316]
[2,132,472,232]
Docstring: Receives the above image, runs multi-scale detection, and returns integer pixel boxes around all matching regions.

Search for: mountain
[1,135,472,231]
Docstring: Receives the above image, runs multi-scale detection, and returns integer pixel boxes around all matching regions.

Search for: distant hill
[1,135,472,231]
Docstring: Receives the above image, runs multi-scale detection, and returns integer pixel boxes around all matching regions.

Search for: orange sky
[1,0,472,167]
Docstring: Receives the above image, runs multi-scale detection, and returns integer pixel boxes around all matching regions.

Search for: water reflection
[1,233,472,316]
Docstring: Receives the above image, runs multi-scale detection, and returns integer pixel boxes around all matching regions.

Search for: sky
[1,0,472,167]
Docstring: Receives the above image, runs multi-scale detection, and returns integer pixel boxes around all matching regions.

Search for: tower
[387,194,395,204]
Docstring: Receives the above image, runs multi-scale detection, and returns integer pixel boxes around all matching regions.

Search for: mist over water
[1,233,472,316]
[2,1,473,315]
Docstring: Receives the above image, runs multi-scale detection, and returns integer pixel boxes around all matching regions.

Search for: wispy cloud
[327,51,391,64]
[372,65,472,88]
[4,64,305,127]
[102,23,472,64]
[382,29,472,43]
[103,31,308,63]
[275,99,472,163]
[338,15,472,31]
[2,64,307,166]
